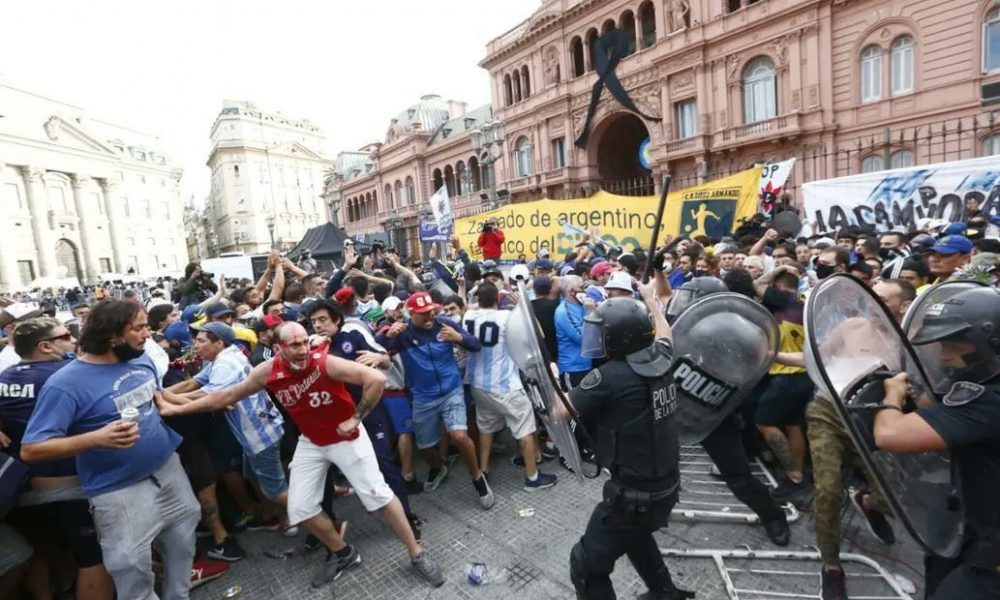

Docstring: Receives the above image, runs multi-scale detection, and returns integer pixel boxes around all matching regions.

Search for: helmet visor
[581,319,606,359]
[665,288,697,320]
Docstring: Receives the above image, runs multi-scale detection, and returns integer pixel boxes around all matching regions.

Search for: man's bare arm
[157,361,271,416]
[324,355,386,422]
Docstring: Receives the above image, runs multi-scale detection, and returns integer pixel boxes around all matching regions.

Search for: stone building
[334,95,493,257]
[206,100,333,255]
[0,83,187,291]
[480,0,1000,201]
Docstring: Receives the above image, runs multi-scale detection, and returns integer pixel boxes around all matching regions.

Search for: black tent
[284,223,351,264]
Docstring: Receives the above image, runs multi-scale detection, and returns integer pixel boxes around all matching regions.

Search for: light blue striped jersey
[462,309,523,393]
[195,345,283,455]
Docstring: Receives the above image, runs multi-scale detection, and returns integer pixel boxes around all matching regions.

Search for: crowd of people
[0,203,997,599]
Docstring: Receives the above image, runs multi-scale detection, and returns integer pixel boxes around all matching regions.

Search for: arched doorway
[55,238,83,281]
[590,112,654,196]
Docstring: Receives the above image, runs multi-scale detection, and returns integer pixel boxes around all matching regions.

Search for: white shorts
[286,424,395,525]
[471,387,536,440]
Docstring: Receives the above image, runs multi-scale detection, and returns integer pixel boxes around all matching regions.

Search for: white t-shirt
[0,344,21,376]
[462,308,523,393]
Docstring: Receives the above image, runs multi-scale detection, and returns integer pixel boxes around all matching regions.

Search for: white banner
[803,156,1000,234]
[428,185,453,236]
[758,158,796,218]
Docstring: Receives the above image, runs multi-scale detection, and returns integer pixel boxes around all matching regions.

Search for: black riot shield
[506,282,596,481]
[670,292,779,444]
[804,274,965,558]
[901,279,989,397]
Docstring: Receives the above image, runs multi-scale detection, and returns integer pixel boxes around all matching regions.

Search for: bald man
[157,322,443,590]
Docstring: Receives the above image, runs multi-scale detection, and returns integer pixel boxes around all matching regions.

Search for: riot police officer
[667,277,790,547]
[875,286,1000,599]
[568,279,695,600]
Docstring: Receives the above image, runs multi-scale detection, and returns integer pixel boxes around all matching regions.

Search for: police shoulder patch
[943,381,985,407]
[580,369,603,390]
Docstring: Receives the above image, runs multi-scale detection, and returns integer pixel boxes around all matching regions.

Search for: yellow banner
[455,168,762,260]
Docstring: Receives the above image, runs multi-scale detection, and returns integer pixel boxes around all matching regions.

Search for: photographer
[297,250,318,274]
[178,261,219,309]
[477,217,504,262]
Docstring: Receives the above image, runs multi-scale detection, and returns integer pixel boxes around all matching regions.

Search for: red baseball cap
[333,287,355,305]
[406,292,439,314]
[590,262,614,278]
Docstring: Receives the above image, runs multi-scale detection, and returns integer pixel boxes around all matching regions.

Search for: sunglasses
[43,332,73,343]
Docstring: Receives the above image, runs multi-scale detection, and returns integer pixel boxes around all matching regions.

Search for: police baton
[642,174,672,284]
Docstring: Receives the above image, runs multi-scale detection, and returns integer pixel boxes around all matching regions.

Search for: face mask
[815,263,836,280]
[575,292,588,304]
[694,269,707,277]
[112,342,145,362]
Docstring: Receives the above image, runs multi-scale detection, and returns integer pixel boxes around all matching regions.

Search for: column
[99,178,125,272]
[19,165,58,278]
[71,174,100,282]
[0,161,20,291]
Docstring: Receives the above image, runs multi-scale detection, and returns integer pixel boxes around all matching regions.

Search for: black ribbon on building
[574,29,662,149]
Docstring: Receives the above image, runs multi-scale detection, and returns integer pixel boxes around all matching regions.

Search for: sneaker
[444,452,459,471]
[637,589,696,600]
[472,474,496,509]
[558,455,576,474]
[407,513,423,542]
[280,524,300,538]
[190,559,229,589]
[333,485,354,498]
[411,551,445,587]
[821,566,847,600]
[709,463,723,478]
[310,545,362,588]
[850,489,895,545]
[404,476,424,496]
[511,454,542,468]
[206,537,246,562]
[762,516,791,547]
[195,524,212,539]
[523,471,558,492]
[424,464,449,493]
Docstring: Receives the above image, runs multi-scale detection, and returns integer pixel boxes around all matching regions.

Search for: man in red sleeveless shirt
[156,322,444,590]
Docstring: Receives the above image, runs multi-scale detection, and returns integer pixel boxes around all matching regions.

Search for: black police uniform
[917,379,1000,599]
[568,338,690,600]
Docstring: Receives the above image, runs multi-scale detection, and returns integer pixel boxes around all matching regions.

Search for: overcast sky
[0,0,539,202]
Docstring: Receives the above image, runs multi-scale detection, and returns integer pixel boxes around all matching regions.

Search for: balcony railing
[720,113,800,143]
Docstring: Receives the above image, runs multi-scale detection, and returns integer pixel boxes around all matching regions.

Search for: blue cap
[929,235,973,255]
[163,321,193,348]
[535,258,554,271]
[181,305,204,324]
[203,301,235,319]
[940,222,968,237]
[191,322,235,346]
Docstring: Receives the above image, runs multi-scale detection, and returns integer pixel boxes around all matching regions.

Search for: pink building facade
[341,0,1000,251]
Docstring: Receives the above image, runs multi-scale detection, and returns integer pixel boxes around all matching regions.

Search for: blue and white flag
[428,185,453,237]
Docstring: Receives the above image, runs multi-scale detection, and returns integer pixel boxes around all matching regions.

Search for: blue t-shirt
[0,359,75,478]
[22,355,182,498]
[195,346,283,456]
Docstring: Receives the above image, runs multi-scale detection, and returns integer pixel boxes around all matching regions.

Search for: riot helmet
[910,286,1000,391]
[581,297,669,377]
[665,276,727,322]
[582,297,654,358]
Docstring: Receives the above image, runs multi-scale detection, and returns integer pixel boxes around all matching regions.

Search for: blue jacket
[377,316,481,403]
[554,299,592,374]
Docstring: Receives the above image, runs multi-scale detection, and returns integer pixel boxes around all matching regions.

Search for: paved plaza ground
[194,441,926,600]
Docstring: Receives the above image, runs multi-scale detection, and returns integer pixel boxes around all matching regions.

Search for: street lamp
[208,232,219,258]
[470,119,507,210]
[266,217,276,247]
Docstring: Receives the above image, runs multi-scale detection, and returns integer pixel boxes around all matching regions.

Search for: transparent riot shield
[671,293,779,444]
[506,282,597,480]
[804,274,964,558]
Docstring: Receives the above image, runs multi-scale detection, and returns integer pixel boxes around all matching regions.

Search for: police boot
[762,514,791,547]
